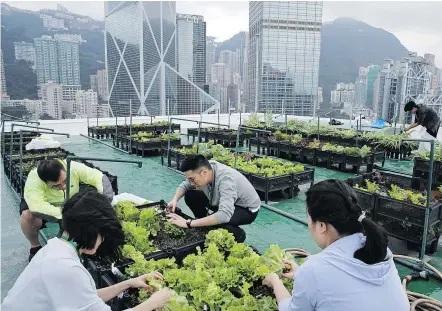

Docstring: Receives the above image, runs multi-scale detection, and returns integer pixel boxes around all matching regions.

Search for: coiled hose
[283,249,442,310]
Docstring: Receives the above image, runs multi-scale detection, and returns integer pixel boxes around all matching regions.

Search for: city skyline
[5,1,442,67]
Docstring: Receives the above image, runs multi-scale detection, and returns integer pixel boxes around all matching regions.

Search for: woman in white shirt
[2,191,171,311]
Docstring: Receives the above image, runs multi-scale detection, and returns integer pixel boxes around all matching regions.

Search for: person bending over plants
[404,100,441,139]
[2,190,171,311]
[166,154,261,242]
[263,179,408,311]
[21,158,115,261]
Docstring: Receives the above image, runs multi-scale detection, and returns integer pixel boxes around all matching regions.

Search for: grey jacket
[178,160,261,224]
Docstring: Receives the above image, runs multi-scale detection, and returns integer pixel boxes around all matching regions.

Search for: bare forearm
[190,215,219,227]
[272,279,292,305]
[407,122,418,130]
[173,188,185,202]
[98,280,131,302]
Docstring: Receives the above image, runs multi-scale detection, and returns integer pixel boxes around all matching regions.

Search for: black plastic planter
[250,168,314,203]
[347,171,441,253]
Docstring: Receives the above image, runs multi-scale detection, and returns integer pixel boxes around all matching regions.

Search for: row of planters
[88,121,181,139]
[113,132,182,157]
[412,148,442,186]
[244,113,418,159]
[88,205,302,311]
[346,171,442,254]
[1,133,40,157]
[187,128,253,147]
[5,147,119,197]
[163,142,314,203]
[249,132,385,174]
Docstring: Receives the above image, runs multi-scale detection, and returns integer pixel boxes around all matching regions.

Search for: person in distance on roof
[404,100,440,138]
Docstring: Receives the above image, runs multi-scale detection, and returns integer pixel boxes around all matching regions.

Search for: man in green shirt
[21,158,114,261]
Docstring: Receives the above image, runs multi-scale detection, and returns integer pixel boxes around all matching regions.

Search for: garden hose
[282,249,442,310]
[393,254,442,280]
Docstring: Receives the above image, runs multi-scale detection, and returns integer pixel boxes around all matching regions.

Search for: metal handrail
[65,156,143,200]
[234,126,272,168]
[9,124,55,181]
[166,118,230,167]
[400,138,435,263]
[18,130,70,197]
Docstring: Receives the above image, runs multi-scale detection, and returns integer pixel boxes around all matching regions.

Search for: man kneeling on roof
[166,154,261,241]
[21,158,114,262]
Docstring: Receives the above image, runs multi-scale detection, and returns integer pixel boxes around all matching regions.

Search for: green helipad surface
[1,135,441,301]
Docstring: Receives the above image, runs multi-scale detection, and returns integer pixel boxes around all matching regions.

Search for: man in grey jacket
[166,154,261,241]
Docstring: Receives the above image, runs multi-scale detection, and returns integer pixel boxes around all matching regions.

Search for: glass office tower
[248,1,323,116]
[105,2,217,117]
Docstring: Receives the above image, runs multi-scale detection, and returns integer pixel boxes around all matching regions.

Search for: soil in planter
[152,220,210,250]
[249,282,274,298]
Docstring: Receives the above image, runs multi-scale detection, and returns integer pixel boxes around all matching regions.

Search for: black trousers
[184,190,259,242]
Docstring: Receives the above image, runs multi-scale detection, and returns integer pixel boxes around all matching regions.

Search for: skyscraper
[97,69,109,100]
[1,50,6,95]
[248,1,323,115]
[90,74,98,92]
[105,2,218,117]
[206,36,217,83]
[176,14,206,86]
[211,63,231,88]
[354,67,368,108]
[376,53,431,122]
[40,81,63,119]
[366,65,381,109]
[219,50,239,81]
[34,35,80,86]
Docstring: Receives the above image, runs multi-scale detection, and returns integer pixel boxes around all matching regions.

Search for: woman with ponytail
[263,179,409,311]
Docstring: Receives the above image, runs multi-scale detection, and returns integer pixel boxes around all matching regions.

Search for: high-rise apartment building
[40,81,63,119]
[14,42,35,63]
[219,50,239,81]
[354,67,368,108]
[248,1,323,115]
[105,2,218,117]
[206,36,217,83]
[34,35,80,86]
[97,69,109,100]
[75,89,98,117]
[366,65,381,109]
[90,75,98,92]
[1,50,6,95]
[211,63,231,88]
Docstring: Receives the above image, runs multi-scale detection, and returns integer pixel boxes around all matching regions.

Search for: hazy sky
[5,1,442,67]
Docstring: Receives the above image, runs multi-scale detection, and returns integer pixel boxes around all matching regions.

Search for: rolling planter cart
[84,200,213,292]
[234,126,315,203]
[348,138,440,258]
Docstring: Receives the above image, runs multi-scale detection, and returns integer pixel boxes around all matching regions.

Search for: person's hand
[141,288,171,309]
[262,273,280,289]
[166,213,187,228]
[167,199,178,213]
[282,259,299,280]
[127,272,164,290]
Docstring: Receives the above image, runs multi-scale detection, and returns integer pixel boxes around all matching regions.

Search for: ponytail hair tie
[358,212,366,223]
